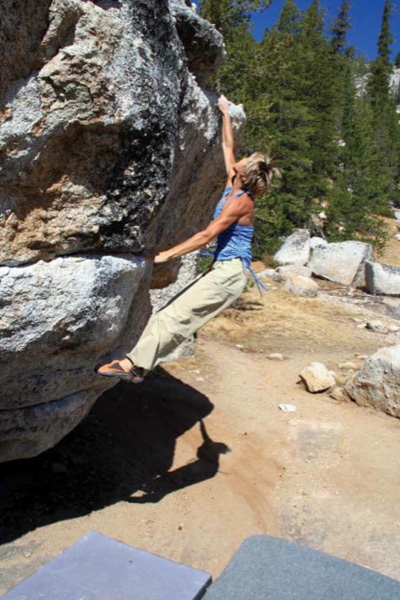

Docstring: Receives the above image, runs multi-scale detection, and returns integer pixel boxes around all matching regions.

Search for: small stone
[338,362,361,371]
[366,320,390,334]
[300,362,336,393]
[257,269,281,282]
[335,372,354,386]
[283,275,319,298]
[389,325,400,333]
[267,353,285,361]
[330,387,351,403]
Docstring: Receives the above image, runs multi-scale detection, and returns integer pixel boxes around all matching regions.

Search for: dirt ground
[1,241,400,593]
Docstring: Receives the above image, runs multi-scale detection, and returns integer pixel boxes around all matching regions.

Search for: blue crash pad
[205,535,400,600]
[1,531,211,600]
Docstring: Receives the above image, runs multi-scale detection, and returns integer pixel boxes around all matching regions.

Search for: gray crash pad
[1,531,211,600]
[205,535,400,600]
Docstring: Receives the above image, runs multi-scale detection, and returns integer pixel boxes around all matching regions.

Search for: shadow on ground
[0,369,225,546]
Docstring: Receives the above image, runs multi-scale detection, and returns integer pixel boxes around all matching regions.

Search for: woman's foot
[95,359,144,383]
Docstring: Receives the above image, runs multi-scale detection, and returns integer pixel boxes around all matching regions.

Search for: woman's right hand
[218,95,230,114]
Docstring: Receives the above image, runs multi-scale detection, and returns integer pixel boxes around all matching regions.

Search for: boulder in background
[345,345,400,418]
[365,262,400,296]
[274,229,310,266]
[308,241,373,286]
[283,275,319,298]
[276,265,312,280]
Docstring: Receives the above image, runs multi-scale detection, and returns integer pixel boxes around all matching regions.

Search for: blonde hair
[242,152,282,198]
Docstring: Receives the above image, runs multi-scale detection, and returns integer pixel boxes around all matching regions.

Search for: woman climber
[96,95,281,383]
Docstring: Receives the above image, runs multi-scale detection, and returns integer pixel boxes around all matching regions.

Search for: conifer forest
[199,0,400,256]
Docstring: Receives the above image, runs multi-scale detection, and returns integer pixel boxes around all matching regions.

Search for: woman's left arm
[154,196,250,264]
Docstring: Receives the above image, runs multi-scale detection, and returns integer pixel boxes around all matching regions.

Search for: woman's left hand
[154,251,171,264]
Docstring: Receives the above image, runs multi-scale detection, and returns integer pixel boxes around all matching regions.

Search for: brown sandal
[95,362,144,384]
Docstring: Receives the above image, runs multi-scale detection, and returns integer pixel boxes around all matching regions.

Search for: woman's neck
[231,175,245,193]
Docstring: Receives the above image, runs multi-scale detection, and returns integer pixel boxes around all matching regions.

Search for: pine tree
[368,0,393,109]
[199,0,271,40]
[330,0,353,141]
[297,0,339,183]
[326,79,389,248]
[251,0,321,254]
[276,0,301,33]
[330,0,352,55]
[199,0,398,254]
[395,52,400,69]
[365,0,400,210]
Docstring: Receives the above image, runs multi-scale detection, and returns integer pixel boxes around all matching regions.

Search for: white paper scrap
[278,404,297,413]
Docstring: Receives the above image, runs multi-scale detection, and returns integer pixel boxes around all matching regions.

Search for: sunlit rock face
[0,0,245,462]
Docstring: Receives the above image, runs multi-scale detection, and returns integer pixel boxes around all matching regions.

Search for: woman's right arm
[218,95,236,187]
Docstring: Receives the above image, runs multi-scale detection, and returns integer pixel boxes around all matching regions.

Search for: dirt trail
[1,280,400,593]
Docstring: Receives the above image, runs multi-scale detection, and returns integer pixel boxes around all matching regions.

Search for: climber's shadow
[0,369,223,545]
[128,421,230,504]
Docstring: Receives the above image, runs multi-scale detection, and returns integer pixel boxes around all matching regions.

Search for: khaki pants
[127,258,247,371]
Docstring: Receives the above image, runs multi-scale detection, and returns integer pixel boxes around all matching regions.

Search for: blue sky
[194,1,400,60]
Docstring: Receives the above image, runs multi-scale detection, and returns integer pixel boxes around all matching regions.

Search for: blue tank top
[213,188,253,266]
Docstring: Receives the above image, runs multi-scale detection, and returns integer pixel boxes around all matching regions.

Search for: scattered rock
[366,320,391,334]
[283,275,319,298]
[345,344,400,418]
[308,241,373,286]
[365,262,400,296]
[257,269,281,282]
[335,372,355,386]
[330,387,350,403]
[267,353,285,361]
[338,362,361,371]
[300,363,336,393]
[395,234,400,242]
[274,229,310,266]
[309,237,328,250]
[354,354,369,360]
[276,265,312,280]
[394,211,400,221]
